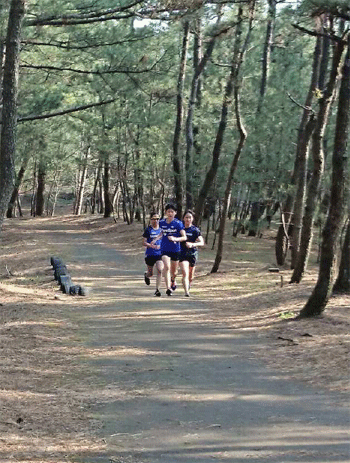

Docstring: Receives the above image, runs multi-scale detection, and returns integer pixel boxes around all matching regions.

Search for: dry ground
[0,210,349,462]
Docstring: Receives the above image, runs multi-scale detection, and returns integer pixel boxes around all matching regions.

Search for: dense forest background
[0,0,349,316]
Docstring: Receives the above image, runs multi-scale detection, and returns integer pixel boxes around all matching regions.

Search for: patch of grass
[278,311,296,319]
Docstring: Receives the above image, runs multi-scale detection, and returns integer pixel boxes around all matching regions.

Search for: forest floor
[0,207,349,462]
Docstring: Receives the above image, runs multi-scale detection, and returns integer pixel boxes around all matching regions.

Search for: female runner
[179,210,204,297]
[142,212,163,296]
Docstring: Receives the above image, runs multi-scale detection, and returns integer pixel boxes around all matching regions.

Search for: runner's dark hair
[165,203,177,211]
[183,209,195,219]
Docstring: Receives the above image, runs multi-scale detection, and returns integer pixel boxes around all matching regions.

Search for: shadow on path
[46,226,350,463]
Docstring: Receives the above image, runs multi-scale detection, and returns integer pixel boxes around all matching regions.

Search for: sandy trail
[46,223,350,463]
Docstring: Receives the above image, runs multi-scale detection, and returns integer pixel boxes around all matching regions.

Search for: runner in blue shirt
[179,210,205,297]
[158,203,187,296]
[142,212,163,296]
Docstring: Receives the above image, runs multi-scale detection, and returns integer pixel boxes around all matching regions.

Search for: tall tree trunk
[6,155,28,217]
[91,163,102,214]
[0,0,26,231]
[30,160,36,216]
[103,158,113,218]
[35,160,46,216]
[172,20,190,218]
[211,2,254,273]
[290,26,324,268]
[275,21,324,266]
[185,17,220,209]
[195,6,246,226]
[74,146,89,215]
[256,0,276,114]
[112,184,120,219]
[46,170,60,217]
[98,178,104,214]
[0,40,5,106]
[299,36,350,318]
[186,19,201,211]
[211,87,248,273]
[291,36,345,283]
[132,128,143,222]
[333,218,350,294]
[121,177,130,224]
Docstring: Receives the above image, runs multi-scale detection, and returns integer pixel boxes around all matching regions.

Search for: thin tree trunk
[121,178,130,224]
[0,40,5,106]
[211,2,254,273]
[275,198,293,265]
[74,146,89,215]
[299,36,350,318]
[333,218,350,294]
[35,160,46,216]
[256,0,276,114]
[16,194,22,216]
[112,184,120,219]
[103,158,113,218]
[47,174,60,217]
[91,163,102,214]
[275,21,323,266]
[0,0,26,231]
[291,37,345,283]
[98,178,104,214]
[290,27,324,268]
[185,17,218,209]
[30,160,36,216]
[195,6,246,226]
[6,156,28,217]
[212,86,248,273]
[172,20,190,218]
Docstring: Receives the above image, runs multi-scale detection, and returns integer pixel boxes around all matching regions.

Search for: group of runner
[142,203,204,297]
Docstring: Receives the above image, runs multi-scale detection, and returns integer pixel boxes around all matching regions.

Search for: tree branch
[287,92,315,115]
[22,35,154,50]
[292,23,345,43]
[20,60,163,75]
[25,1,144,26]
[12,99,117,123]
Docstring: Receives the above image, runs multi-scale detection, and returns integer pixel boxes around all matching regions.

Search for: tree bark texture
[185,16,224,210]
[185,19,209,210]
[211,86,248,273]
[195,7,246,226]
[333,219,350,294]
[0,40,5,106]
[291,38,345,283]
[299,37,350,318]
[211,1,254,273]
[6,156,28,217]
[0,0,26,231]
[172,20,190,219]
[74,147,89,215]
[46,170,60,216]
[256,0,276,114]
[275,21,323,266]
[91,163,102,214]
[290,28,324,269]
[103,158,113,218]
[35,161,46,216]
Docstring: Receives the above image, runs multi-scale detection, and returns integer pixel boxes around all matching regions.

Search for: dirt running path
[44,222,350,463]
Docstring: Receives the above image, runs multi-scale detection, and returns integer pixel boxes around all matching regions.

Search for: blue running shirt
[143,226,162,256]
[159,218,184,253]
[181,225,202,254]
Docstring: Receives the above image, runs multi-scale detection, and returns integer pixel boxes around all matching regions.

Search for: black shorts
[162,251,180,261]
[145,255,162,267]
[179,251,198,267]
